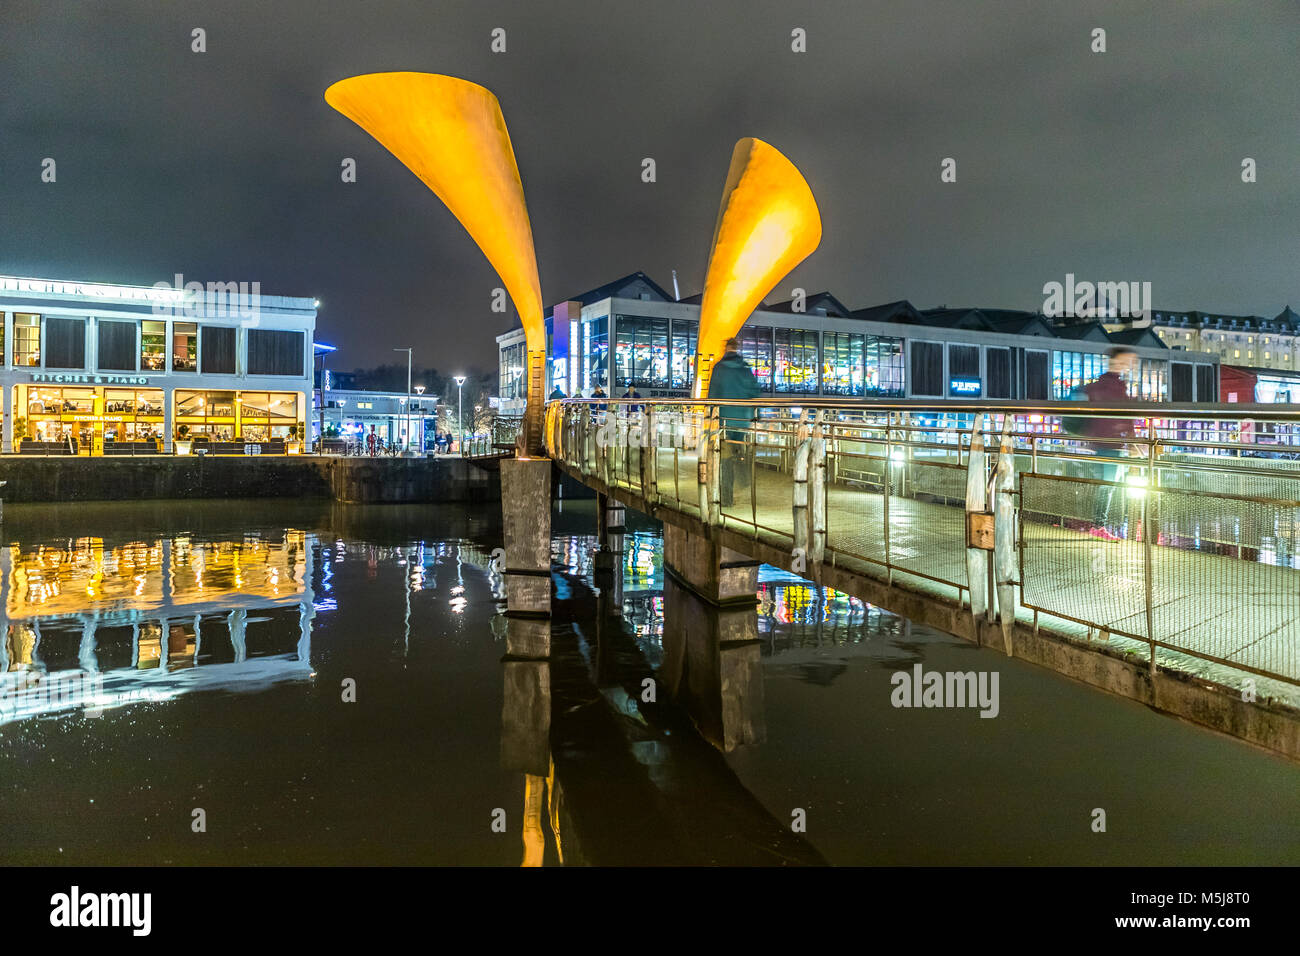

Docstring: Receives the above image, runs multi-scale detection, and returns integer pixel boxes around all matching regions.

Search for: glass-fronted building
[0,275,316,454]
[495,273,1220,411]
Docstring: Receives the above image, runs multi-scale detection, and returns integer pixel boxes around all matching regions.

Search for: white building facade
[0,274,316,454]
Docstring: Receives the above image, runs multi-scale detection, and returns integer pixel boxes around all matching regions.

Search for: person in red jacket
[1078,347,1139,539]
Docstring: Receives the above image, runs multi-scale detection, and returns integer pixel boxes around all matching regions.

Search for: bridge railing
[546,397,1300,693]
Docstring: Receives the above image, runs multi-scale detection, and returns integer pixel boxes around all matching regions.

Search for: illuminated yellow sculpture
[324,72,547,453]
[694,138,822,398]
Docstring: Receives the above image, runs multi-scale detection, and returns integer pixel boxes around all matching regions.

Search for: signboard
[31,373,152,386]
[949,377,982,396]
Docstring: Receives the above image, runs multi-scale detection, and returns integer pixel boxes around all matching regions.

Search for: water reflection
[0,518,510,727]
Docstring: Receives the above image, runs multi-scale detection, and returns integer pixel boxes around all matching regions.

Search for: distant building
[314,387,437,446]
[1101,306,1300,373]
[496,272,1220,411]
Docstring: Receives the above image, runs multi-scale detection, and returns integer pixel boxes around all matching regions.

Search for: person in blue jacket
[706,337,761,506]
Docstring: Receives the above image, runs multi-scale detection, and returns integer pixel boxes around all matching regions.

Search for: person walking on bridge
[1069,346,1141,540]
[706,336,761,507]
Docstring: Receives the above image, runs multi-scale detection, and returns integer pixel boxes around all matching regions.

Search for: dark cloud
[1,0,1297,370]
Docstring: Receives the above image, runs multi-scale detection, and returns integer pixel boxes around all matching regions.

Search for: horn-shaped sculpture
[324,72,547,455]
[694,138,822,398]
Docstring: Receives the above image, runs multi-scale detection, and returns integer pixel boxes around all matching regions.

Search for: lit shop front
[12,376,306,455]
[173,390,302,443]
[16,377,166,453]
[0,273,318,454]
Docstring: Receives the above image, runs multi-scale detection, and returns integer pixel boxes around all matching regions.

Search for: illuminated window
[141,320,166,370]
[13,313,40,366]
[1234,350,1240,358]
[172,322,198,371]
[1265,352,1271,360]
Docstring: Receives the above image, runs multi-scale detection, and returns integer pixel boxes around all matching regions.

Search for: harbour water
[0,498,1296,865]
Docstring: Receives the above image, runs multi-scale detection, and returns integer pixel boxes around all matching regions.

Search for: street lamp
[454,374,467,453]
[394,347,413,455]
[337,399,347,452]
[414,384,426,454]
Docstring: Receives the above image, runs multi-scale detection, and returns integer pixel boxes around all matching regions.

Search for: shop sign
[68,415,127,423]
[30,373,152,386]
[949,377,982,396]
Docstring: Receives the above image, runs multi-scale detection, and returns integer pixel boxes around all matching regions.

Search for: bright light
[1126,473,1148,498]
[313,299,321,308]
[890,449,905,466]
[453,375,466,387]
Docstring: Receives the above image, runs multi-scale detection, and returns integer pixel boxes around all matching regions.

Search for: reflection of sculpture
[694,138,822,398]
[324,73,548,455]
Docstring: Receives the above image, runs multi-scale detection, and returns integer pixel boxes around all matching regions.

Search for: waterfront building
[496,272,1220,411]
[0,274,316,454]
[313,386,437,449]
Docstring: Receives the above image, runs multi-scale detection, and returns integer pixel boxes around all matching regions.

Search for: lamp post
[414,384,427,454]
[453,374,466,454]
[337,400,347,452]
[394,347,413,455]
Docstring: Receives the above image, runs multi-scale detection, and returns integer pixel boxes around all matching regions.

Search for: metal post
[1143,419,1157,678]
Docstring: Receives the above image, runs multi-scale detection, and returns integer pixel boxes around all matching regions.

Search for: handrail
[546,397,1300,692]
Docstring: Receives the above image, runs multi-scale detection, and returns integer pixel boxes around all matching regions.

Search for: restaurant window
[669,319,697,390]
[174,390,236,440]
[97,320,137,371]
[739,327,773,392]
[141,321,166,370]
[613,315,669,389]
[774,329,819,394]
[247,329,304,377]
[822,331,864,396]
[910,341,944,396]
[240,391,299,440]
[586,316,609,391]
[200,326,237,374]
[865,335,904,396]
[173,322,198,371]
[13,313,39,366]
[45,317,86,369]
[986,347,1012,399]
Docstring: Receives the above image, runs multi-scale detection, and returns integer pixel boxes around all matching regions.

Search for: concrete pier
[662,522,760,607]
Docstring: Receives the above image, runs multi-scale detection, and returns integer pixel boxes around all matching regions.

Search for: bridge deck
[586,446,1299,694]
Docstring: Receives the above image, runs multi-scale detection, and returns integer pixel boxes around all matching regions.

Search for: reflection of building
[497,272,1220,410]
[0,274,316,454]
[0,531,318,723]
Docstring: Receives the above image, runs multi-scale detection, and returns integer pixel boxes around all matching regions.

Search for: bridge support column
[499,455,553,866]
[500,457,553,626]
[662,522,759,607]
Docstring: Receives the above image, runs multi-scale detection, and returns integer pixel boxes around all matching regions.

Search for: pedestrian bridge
[540,397,1300,759]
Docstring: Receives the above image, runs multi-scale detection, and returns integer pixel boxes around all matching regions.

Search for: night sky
[2,0,1297,371]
